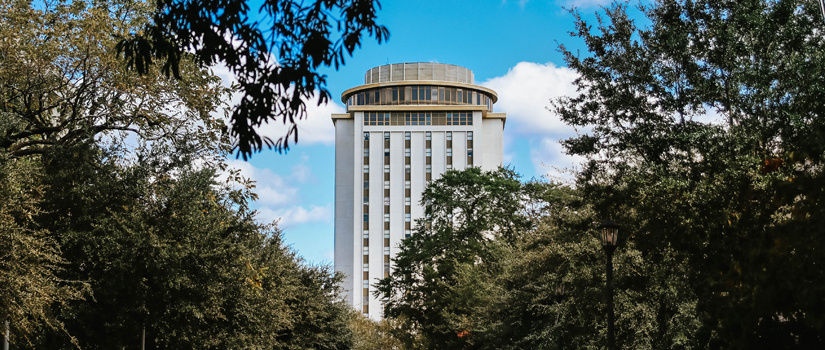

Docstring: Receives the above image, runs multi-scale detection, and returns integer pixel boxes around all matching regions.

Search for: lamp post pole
[604,244,616,350]
[599,219,619,350]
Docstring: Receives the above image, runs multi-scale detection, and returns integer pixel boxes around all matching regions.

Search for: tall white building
[332,63,505,318]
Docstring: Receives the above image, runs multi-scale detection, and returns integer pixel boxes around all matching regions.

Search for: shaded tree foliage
[117,0,389,158]
[377,167,537,349]
[0,153,84,345]
[553,0,825,348]
[11,142,354,349]
[2,1,355,347]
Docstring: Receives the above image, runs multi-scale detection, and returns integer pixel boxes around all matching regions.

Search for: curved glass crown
[364,63,474,84]
[342,63,497,112]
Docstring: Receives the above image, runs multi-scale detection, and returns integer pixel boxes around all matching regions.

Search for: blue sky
[217,0,618,265]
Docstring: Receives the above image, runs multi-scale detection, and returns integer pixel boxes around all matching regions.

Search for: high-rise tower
[332,63,505,318]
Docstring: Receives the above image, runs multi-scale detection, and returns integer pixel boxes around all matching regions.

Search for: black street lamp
[599,219,619,350]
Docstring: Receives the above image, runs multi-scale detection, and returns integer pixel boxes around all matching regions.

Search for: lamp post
[599,219,619,350]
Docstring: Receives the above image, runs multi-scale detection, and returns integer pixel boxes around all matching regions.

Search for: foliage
[553,0,825,348]
[377,167,535,349]
[0,0,229,159]
[0,152,84,345]
[348,308,409,350]
[117,0,389,159]
[11,143,354,349]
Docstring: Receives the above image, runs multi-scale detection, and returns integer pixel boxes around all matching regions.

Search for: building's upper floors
[341,62,498,112]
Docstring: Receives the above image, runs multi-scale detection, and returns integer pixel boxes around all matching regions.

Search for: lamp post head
[599,219,619,249]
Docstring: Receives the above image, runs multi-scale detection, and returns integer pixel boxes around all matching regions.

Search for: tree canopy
[553,0,825,347]
[1,1,357,347]
[117,0,389,159]
[378,1,825,348]
[0,0,228,159]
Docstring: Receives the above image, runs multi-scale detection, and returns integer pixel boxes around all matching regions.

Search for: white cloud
[482,62,584,181]
[289,163,316,183]
[224,160,297,206]
[530,138,585,183]
[211,64,342,147]
[221,158,332,228]
[481,61,579,138]
[257,204,332,228]
[255,96,342,146]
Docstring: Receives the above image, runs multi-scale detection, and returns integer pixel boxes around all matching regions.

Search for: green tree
[118,0,389,158]
[554,0,825,347]
[0,0,228,158]
[349,312,410,350]
[377,167,532,349]
[0,152,84,345]
[24,143,353,349]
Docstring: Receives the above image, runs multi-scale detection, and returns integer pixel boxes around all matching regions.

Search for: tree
[0,152,84,345]
[377,167,533,349]
[348,312,409,350]
[0,0,228,158]
[117,0,390,158]
[487,182,704,350]
[24,142,354,349]
[554,0,825,347]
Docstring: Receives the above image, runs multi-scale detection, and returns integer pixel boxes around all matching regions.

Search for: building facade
[332,63,505,318]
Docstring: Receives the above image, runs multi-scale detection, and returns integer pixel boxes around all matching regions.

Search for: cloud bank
[481,62,583,181]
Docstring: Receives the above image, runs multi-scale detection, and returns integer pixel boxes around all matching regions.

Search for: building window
[447,148,452,157]
[384,247,390,255]
[384,214,390,222]
[425,164,432,173]
[425,131,432,141]
[405,197,411,205]
[405,213,411,222]
[468,148,473,157]
[363,231,369,239]
[405,131,411,140]
[467,131,473,140]
[363,111,473,126]
[384,132,390,140]
[405,229,411,238]
[384,230,390,238]
[363,280,369,288]
[384,164,390,173]
[405,181,411,189]
[426,148,432,157]
[363,214,369,222]
[364,132,370,141]
[384,148,390,157]
[405,164,411,173]
[405,148,411,157]
[363,165,369,173]
[363,264,369,271]
[364,148,369,157]
[447,164,453,170]
[446,131,452,141]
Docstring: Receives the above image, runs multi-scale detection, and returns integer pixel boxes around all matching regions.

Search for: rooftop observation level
[341,63,498,112]
[364,62,475,84]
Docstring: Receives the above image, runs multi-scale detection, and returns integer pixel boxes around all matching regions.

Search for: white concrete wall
[334,77,505,320]
[333,117,355,305]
